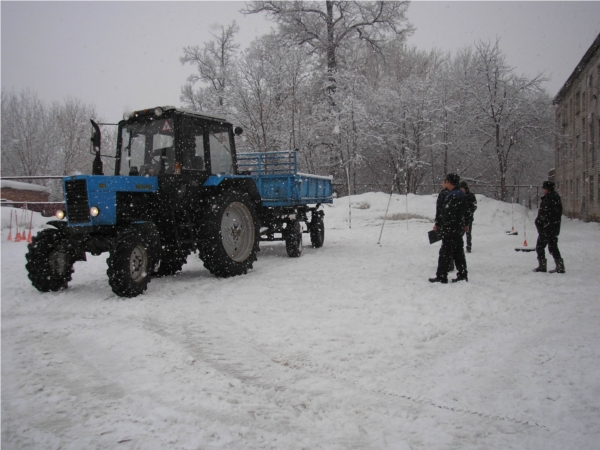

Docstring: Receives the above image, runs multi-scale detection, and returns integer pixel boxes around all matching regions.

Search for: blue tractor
[26,106,333,297]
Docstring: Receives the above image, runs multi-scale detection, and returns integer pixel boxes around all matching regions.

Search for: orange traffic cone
[20,208,27,240]
[14,217,22,242]
[27,210,34,243]
[7,210,14,241]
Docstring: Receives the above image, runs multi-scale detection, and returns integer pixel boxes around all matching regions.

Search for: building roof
[553,32,600,105]
[0,180,50,193]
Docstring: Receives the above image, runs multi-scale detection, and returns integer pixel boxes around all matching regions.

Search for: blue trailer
[25,106,333,298]
[237,151,333,206]
[237,151,333,255]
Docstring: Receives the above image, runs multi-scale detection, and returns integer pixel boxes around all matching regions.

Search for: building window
[576,178,579,199]
[570,179,573,200]
[591,115,596,167]
[582,118,587,155]
[576,134,580,157]
[576,91,581,115]
[591,175,595,202]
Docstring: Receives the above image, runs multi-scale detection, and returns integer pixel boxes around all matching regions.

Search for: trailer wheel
[107,233,151,297]
[26,229,74,292]
[309,213,325,248]
[285,220,303,257]
[200,191,259,277]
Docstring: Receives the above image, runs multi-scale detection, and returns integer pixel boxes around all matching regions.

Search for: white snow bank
[1,207,56,229]
[2,193,599,449]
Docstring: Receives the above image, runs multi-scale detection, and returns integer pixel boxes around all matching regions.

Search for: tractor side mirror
[234,126,243,136]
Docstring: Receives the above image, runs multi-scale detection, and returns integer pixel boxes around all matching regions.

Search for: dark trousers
[536,234,561,261]
[465,222,473,250]
[436,234,468,279]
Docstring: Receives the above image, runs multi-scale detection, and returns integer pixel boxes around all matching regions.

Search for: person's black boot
[549,258,565,274]
[533,259,547,273]
[428,276,448,284]
[452,275,468,283]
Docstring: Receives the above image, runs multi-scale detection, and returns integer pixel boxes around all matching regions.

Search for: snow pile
[2,193,599,449]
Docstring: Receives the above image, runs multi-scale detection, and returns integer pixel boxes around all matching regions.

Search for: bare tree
[180,21,240,114]
[1,90,53,180]
[467,40,553,200]
[50,98,99,177]
[243,1,413,90]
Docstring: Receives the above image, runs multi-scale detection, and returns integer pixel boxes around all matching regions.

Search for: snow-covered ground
[2,193,600,450]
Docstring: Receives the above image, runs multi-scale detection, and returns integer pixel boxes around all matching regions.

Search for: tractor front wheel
[26,229,75,292]
[107,233,152,298]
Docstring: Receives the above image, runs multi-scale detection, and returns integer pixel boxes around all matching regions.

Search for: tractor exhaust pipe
[90,119,104,175]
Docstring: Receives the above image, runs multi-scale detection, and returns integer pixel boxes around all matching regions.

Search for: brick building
[1,180,50,203]
[0,180,61,216]
[553,33,600,222]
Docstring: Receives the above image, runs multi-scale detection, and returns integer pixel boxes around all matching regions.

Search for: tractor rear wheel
[107,232,152,297]
[199,191,259,277]
[26,229,74,292]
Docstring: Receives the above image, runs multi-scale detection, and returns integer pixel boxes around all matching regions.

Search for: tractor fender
[46,220,69,231]
[43,220,87,262]
[208,177,262,209]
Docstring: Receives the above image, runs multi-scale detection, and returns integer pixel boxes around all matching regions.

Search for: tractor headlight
[55,210,66,220]
[90,206,100,217]
[155,107,164,117]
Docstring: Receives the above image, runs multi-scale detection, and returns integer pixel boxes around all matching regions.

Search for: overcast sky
[2,1,600,122]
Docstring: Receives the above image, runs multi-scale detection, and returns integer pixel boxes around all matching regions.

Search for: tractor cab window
[209,128,233,174]
[181,119,206,172]
[119,119,175,176]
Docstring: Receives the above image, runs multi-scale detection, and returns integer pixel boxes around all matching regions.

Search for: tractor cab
[114,106,242,179]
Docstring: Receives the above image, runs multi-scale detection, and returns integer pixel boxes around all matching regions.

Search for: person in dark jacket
[434,185,455,272]
[533,181,565,273]
[459,181,477,253]
[429,173,468,284]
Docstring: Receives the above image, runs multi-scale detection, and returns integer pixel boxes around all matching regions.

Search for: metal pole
[378,168,399,245]
[346,166,352,229]
[406,192,409,230]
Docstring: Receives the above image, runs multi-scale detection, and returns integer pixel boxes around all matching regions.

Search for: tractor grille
[65,179,90,223]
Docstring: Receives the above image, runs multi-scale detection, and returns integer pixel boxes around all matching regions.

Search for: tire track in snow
[138,314,379,449]
[264,352,550,432]
[139,311,549,450]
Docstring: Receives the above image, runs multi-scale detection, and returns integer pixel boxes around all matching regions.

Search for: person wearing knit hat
[533,180,565,273]
[459,181,477,253]
[434,181,455,273]
[429,173,469,284]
